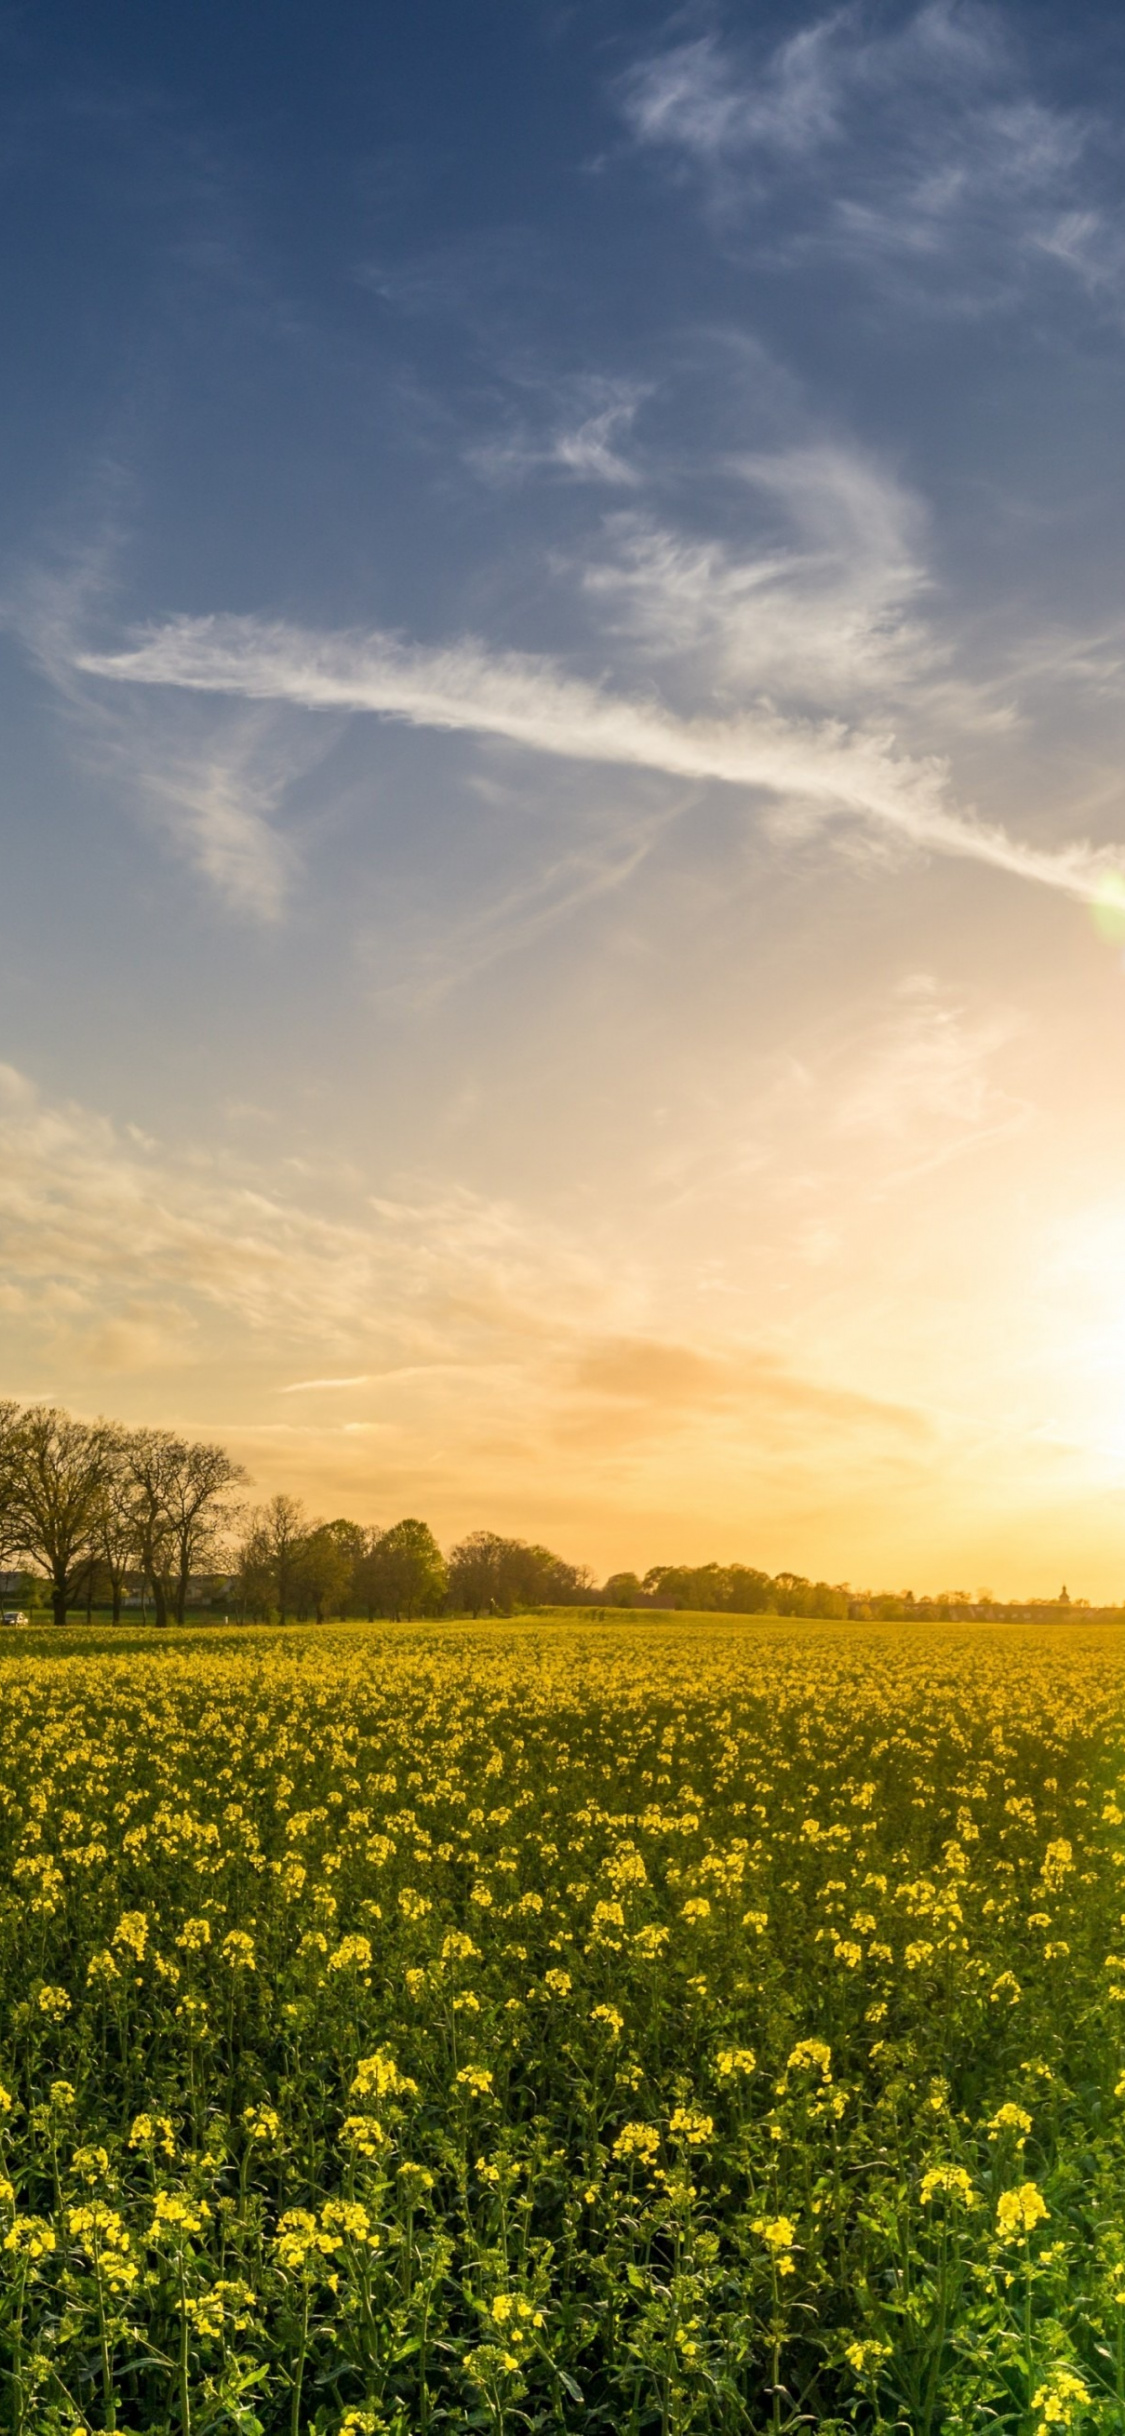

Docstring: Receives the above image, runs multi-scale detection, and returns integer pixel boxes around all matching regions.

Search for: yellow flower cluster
[995,2181,1050,2240]
[0,1612,1115,2431]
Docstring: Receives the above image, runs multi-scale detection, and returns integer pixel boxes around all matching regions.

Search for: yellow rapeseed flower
[996,2182,1049,2239]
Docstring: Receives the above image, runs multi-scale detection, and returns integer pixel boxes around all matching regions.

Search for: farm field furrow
[0,1617,1122,2435]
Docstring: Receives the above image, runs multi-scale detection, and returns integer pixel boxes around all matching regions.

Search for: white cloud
[581,445,931,708]
[78,609,1123,904]
[0,1061,605,1373]
[621,4,1107,312]
[623,21,843,163]
[0,1060,930,1472]
[126,721,297,922]
[551,400,641,485]
[467,377,646,489]
[281,1375,375,1392]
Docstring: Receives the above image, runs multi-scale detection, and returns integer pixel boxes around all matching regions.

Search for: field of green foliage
[1,1616,1124,2436]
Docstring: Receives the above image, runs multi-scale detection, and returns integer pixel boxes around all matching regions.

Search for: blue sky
[7,0,1125,1590]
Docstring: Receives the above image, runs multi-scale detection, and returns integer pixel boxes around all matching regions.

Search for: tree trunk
[151,1573,169,1629]
[52,1579,68,1629]
[111,1580,122,1625]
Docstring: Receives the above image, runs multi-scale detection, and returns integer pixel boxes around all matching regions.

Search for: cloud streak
[572,1333,927,1435]
[80,612,1121,904]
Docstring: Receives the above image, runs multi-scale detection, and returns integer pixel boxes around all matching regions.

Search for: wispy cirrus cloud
[468,376,647,489]
[12,557,309,923]
[829,974,1031,1189]
[623,15,845,165]
[118,716,299,922]
[0,1059,603,1369]
[77,607,1122,904]
[0,1061,935,1489]
[620,4,1112,313]
[580,444,933,710]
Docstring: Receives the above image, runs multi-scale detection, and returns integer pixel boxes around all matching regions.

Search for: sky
[7,0,1125,1595]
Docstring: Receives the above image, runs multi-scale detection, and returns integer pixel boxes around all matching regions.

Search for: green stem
[920,2223,949,2436]
[83,2223,118,2436]
[1024,2237,1034,2411]
[770,2256,782,2436]
[178,2249,191,2436]
[11,2261,26,2436]
[290,2285,310,2436]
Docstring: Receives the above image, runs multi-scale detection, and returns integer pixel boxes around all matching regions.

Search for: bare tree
[0,1402,23,1567]
[124,1430,180,1629]
[233,1511,275,1622]
[259,1494,307,1625]
[234,1496,309,1624]
[95,1448,141,1625]
[161,1439,247,1624]
[7,1407,117,1628]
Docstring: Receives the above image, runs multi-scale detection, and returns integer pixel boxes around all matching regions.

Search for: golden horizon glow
[7,952,1125,1602]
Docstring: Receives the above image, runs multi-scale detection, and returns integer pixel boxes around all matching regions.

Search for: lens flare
[1092,871,1125,944]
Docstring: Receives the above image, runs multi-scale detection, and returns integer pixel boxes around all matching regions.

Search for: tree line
[0,1401,1112,1628]
[0,1404,592,1626]
[604,1562,851,1616]
[233,1509,591,1624]
[602,1562,1116,1624]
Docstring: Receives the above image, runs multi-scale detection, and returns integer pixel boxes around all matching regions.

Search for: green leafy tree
[291,1521,355,1623]
[642,1563,726,1611]
[603,1570,644,1607]
[350,1525,386,1620]
[448,1530,589,1614]
[447,1529,504,1613]
[520,1542,591,1606]
[366,1518,447,1619]
[725,1565,775,1613]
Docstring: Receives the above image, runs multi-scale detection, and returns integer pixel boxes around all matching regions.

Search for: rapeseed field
[0,1617,1123,2436]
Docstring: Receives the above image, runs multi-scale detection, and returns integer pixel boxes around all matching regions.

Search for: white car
[1,1611,28,1627]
